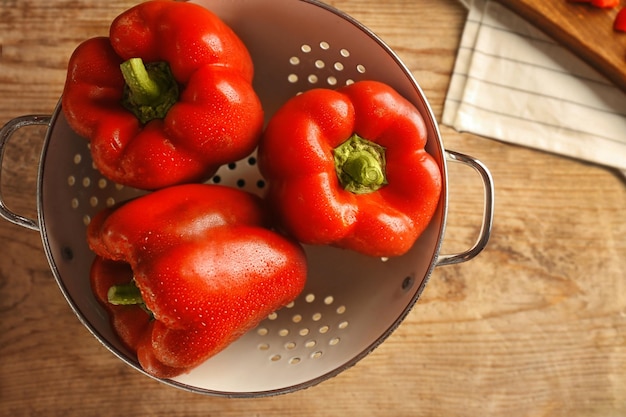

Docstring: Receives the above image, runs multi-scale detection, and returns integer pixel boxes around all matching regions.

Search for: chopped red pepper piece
[566,0,620,7]
[62,1,264,190]
[567,0,619,6]
[88,184,307,378]
[591,0,619,8]
[615,7,626,32]
[566,0,619,6]
[258,80,442,258]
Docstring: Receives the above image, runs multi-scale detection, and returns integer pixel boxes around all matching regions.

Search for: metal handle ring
[0,115,51,231]
[436,149,495,266]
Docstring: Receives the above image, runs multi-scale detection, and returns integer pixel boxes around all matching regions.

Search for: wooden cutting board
[495,0,626,93]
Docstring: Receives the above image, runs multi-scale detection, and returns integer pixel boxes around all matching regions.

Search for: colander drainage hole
[210,176,265,190]
[254,292,348,364]
[68,149,122,221]
[61,246,74,261]
[402,275,415,291]
[288,42,366,88]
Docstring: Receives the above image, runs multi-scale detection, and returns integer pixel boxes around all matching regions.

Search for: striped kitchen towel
[443,0,626,174]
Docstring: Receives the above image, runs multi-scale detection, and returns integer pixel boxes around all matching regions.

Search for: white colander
[0,0,494,397]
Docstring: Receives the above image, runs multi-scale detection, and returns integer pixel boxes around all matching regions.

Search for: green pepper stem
[107,281,144,306]
[120,58,179,124]
[333,134,388,194]
[120,58,162,105]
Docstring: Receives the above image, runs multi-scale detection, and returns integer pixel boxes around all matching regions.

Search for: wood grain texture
[1,1,626,416]
[495,0,626,93]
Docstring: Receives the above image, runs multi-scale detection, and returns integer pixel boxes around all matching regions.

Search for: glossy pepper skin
[87,184,307,378]
[62,0,263,190]
[258,81,442,258]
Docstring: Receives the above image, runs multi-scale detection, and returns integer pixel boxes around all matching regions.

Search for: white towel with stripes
[443,0,626,173]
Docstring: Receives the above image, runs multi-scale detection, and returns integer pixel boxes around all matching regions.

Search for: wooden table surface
[1,1,625,416]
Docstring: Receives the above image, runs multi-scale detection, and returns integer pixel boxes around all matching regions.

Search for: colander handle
[436,150,494,267]
[0,115,52,232]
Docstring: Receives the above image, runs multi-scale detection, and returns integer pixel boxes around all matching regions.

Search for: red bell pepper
[87,184,307,378]
[258,81,442,258]
[62,0,264,190]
